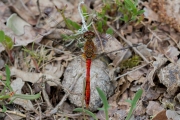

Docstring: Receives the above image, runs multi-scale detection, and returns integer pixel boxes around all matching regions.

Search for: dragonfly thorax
[83,32,96,59]
[83,39,96,59]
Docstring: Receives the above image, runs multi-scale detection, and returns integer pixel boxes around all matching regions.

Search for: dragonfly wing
[94,33,132,66]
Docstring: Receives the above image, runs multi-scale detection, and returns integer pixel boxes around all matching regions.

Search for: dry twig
[92,23,104,52]
[0,109,27,119]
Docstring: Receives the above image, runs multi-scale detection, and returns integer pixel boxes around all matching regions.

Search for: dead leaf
[0,0,81,52]
[11,78,24,94]
[96,110,106,120]
[175,93,180,103]
[115,79,130,103]
[117,90,130,109]
[44,61,65,78]
[143,6,159,22]
[11,78,35,111]
[166,110,180,120]
[134,100,146,116]
[134,101,146,116]
[126,70,144,83]
[147,54,167,86]
[143,88,160,101]
[136,44,152,59]
[107,64,118,82]
[108,109,126,120]
[10,67,60,86]
[126,35,138,44]
[122,26,133,35]
[0,1,12,23]
[152,110,167,120]
[9,1,37,25]
[0,21,44,46]
[164,46,179,63]
[6,13,31,36]
[95,33,132,67]
[146,101,164,116]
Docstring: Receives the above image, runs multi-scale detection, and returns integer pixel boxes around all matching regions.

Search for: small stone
[62,57,114,111]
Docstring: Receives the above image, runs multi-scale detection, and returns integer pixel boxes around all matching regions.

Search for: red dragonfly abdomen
[85,59,91,107]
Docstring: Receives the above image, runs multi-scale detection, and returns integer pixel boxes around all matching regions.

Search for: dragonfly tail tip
[86,104,89,109]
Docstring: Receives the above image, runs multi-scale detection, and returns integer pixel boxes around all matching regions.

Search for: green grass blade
[73,108,98,120]
[9,93,41,103]
[131,89,143,109]
[125,89,143,120]
[136,10,145,15]
[66,19,81,30]
[2,105,7,112]
[61,34,78,40]
[0,94,11,99]
[97,21,103,33]
[96,87,109,120]
[106,28,113,35]
[13,93,41,100]
[5,65,13,91]
[96,87,109,109]
[0,30,5,42]
[124,0,136,10]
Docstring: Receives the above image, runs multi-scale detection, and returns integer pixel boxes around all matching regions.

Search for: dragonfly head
[84,31,95,39]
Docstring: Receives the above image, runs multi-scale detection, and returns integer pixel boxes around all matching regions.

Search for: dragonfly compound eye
[84,31,95,39]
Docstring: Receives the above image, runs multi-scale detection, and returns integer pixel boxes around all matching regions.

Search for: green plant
[56,6,81,32]
[96,87,109,120]
[22,44,49,68]
[56,6,82,40]
[73,88,142,120]
[0,65,13,97]
[73,87,109,120]
[120,55,141,71]
[125,89,143,120]
[95,2,114,34]
[73,108,98,120]
[117,0,144,23]
[58,2,115,41]
[0,65,41,112]
[94,0,144,33]
[0,30,14,62]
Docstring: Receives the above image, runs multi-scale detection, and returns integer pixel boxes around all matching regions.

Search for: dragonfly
[81,31,140,108]
[82,31,96,108]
